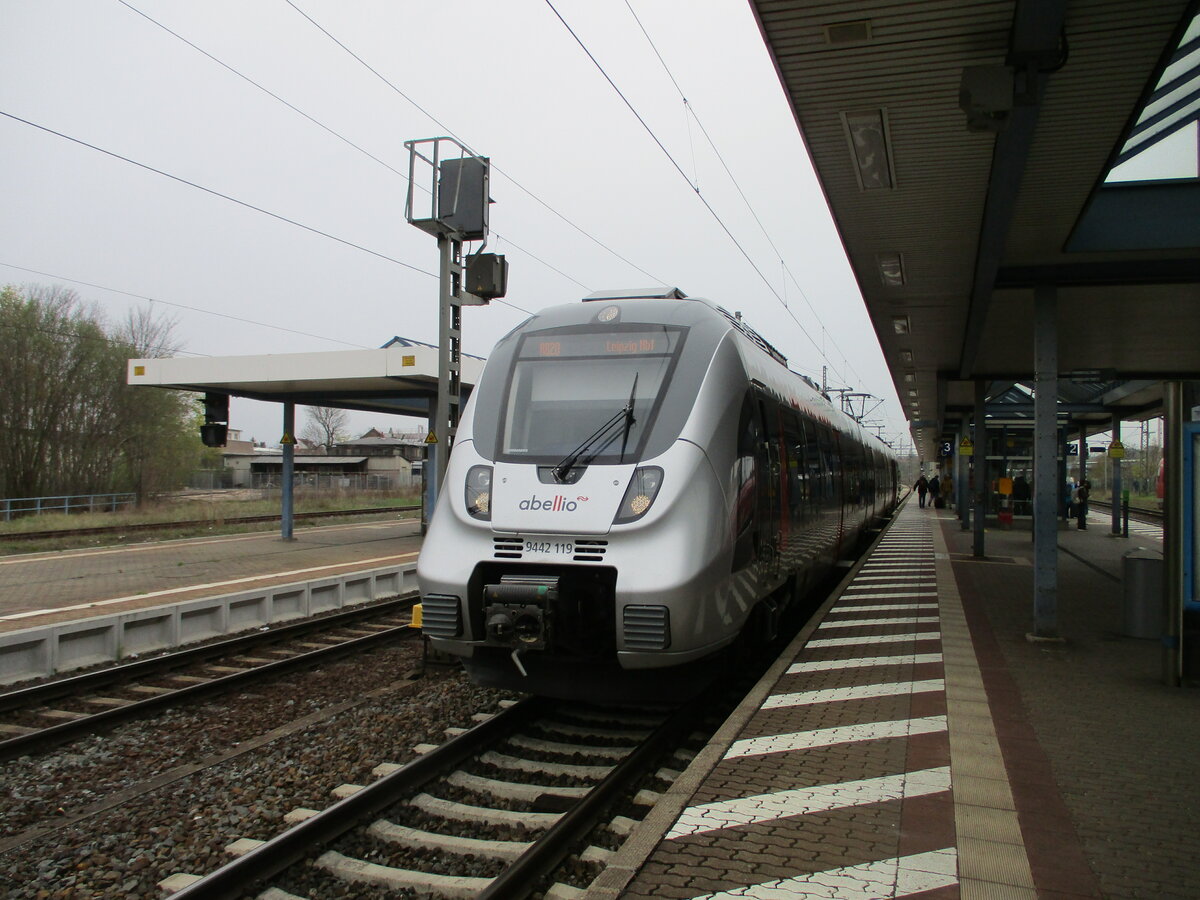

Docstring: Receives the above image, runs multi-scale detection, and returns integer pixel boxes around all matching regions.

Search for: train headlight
[614,467,664,524]
[465,465,493,520]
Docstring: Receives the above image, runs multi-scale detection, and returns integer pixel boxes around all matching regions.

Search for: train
[416,289,899,700]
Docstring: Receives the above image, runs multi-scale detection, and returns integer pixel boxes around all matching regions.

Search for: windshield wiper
[618,373,638,463]
[552,375,639,483]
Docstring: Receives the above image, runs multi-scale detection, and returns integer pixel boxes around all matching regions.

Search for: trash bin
[1122,547,1163,639]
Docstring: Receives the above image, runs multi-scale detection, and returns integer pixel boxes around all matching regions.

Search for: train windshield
[498,326,686,464]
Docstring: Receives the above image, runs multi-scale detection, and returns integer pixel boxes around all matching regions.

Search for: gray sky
[1,0,911,449]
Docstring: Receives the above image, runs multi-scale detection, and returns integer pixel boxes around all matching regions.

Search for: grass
[0,490,422,554]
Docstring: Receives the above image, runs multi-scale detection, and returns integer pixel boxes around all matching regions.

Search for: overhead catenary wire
[283,0,669,288]
[0,109,437,279]
[620,0,865,393]
[0,262,368,349]
[0,315,205,359]
[115,0,589,295]
[544,0,839,382]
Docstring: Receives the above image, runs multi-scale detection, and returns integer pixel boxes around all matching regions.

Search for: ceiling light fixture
[893,316,911,334]
[824,19,872,45]
[900,349,914,363]
[840,109,896,190]
[877,252,905,287]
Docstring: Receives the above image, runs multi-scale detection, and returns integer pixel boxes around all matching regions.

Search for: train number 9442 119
[524,541,573,555]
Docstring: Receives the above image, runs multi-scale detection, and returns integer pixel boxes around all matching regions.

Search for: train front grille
[493,537,523,559]
[420,594,463,638]
[622,604,671,650]
[573,539,607,561]
[491,536,610,563]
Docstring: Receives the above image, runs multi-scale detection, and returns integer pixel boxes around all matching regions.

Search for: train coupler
[482,574,558,650]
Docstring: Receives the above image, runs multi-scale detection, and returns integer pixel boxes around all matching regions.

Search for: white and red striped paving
[612,501,1043,900]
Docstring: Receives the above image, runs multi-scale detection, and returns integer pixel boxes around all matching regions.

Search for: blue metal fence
[1,493,137,521]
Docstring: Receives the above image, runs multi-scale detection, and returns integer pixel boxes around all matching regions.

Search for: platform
[596,499,1200,899]
[0,518,422,633]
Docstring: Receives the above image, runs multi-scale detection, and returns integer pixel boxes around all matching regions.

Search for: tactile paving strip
[616,502,1036,900]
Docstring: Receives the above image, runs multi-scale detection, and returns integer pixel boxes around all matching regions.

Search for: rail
[0,596,418,762]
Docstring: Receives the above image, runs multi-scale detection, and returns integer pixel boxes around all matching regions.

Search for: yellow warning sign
[280,432,296,445]
[425,431,438,444]
[959,437,974,454]
[1108,440,1125,459]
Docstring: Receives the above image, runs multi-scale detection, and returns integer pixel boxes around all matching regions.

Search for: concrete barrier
[0,562,417,685]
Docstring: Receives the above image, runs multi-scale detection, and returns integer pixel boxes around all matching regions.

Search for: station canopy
[749,0,1200,456]
[128,336,484,418]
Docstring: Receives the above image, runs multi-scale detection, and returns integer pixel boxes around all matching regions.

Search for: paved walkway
[595,498,1198,899]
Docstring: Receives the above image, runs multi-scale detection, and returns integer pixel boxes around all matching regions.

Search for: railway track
[1090,498,1163,523]
[0,504,421,543]
[166,693,715,900]
[0,596,419,762]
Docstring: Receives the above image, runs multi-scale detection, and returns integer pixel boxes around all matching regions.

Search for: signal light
[200,423,228,447]
[200,392,230,447]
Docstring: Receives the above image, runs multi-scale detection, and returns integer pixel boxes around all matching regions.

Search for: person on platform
[1013,475,1030,516]
[1075,479,1091,530]
[915,473,929,508]
[928,474,941,508]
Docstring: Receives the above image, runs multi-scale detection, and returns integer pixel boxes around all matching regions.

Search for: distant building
[220,428,424,489]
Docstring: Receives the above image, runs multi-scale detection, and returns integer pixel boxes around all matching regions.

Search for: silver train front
[416,294,897,699]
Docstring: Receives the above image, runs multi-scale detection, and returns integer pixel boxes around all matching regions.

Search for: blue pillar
[973,380,987,557]
[959,422,971,531]
[1033,285,1058,637]
[282,402,295,541]
[1111,414,1123,536]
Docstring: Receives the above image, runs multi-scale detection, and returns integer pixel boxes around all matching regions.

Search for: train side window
[801,417,822,505]
[820,424,840,504]
[782,409,805,520]
[731,394,758,570]
[735,395,758,530]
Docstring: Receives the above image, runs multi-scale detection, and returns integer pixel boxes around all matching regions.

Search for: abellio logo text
[519,495,587,512]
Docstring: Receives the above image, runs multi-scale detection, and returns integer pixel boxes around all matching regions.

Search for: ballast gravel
[0,642,512,899]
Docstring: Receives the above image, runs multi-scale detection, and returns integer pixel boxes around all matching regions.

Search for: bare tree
[303,406,350,452]
[0,284,197,502]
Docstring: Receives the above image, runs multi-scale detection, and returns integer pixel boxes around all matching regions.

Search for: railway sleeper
[81,695,134,707]
[367,818,531,862]
[447,769,589,803]
[36,708,87,720]
[531,719,650,743]
[555,706,667,727]
[409,792,563,829]
[478,749,613,780]
[506,734,632,760]
[316,850,491,900]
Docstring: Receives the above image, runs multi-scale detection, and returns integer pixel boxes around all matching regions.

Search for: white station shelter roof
[127,343,484,418]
